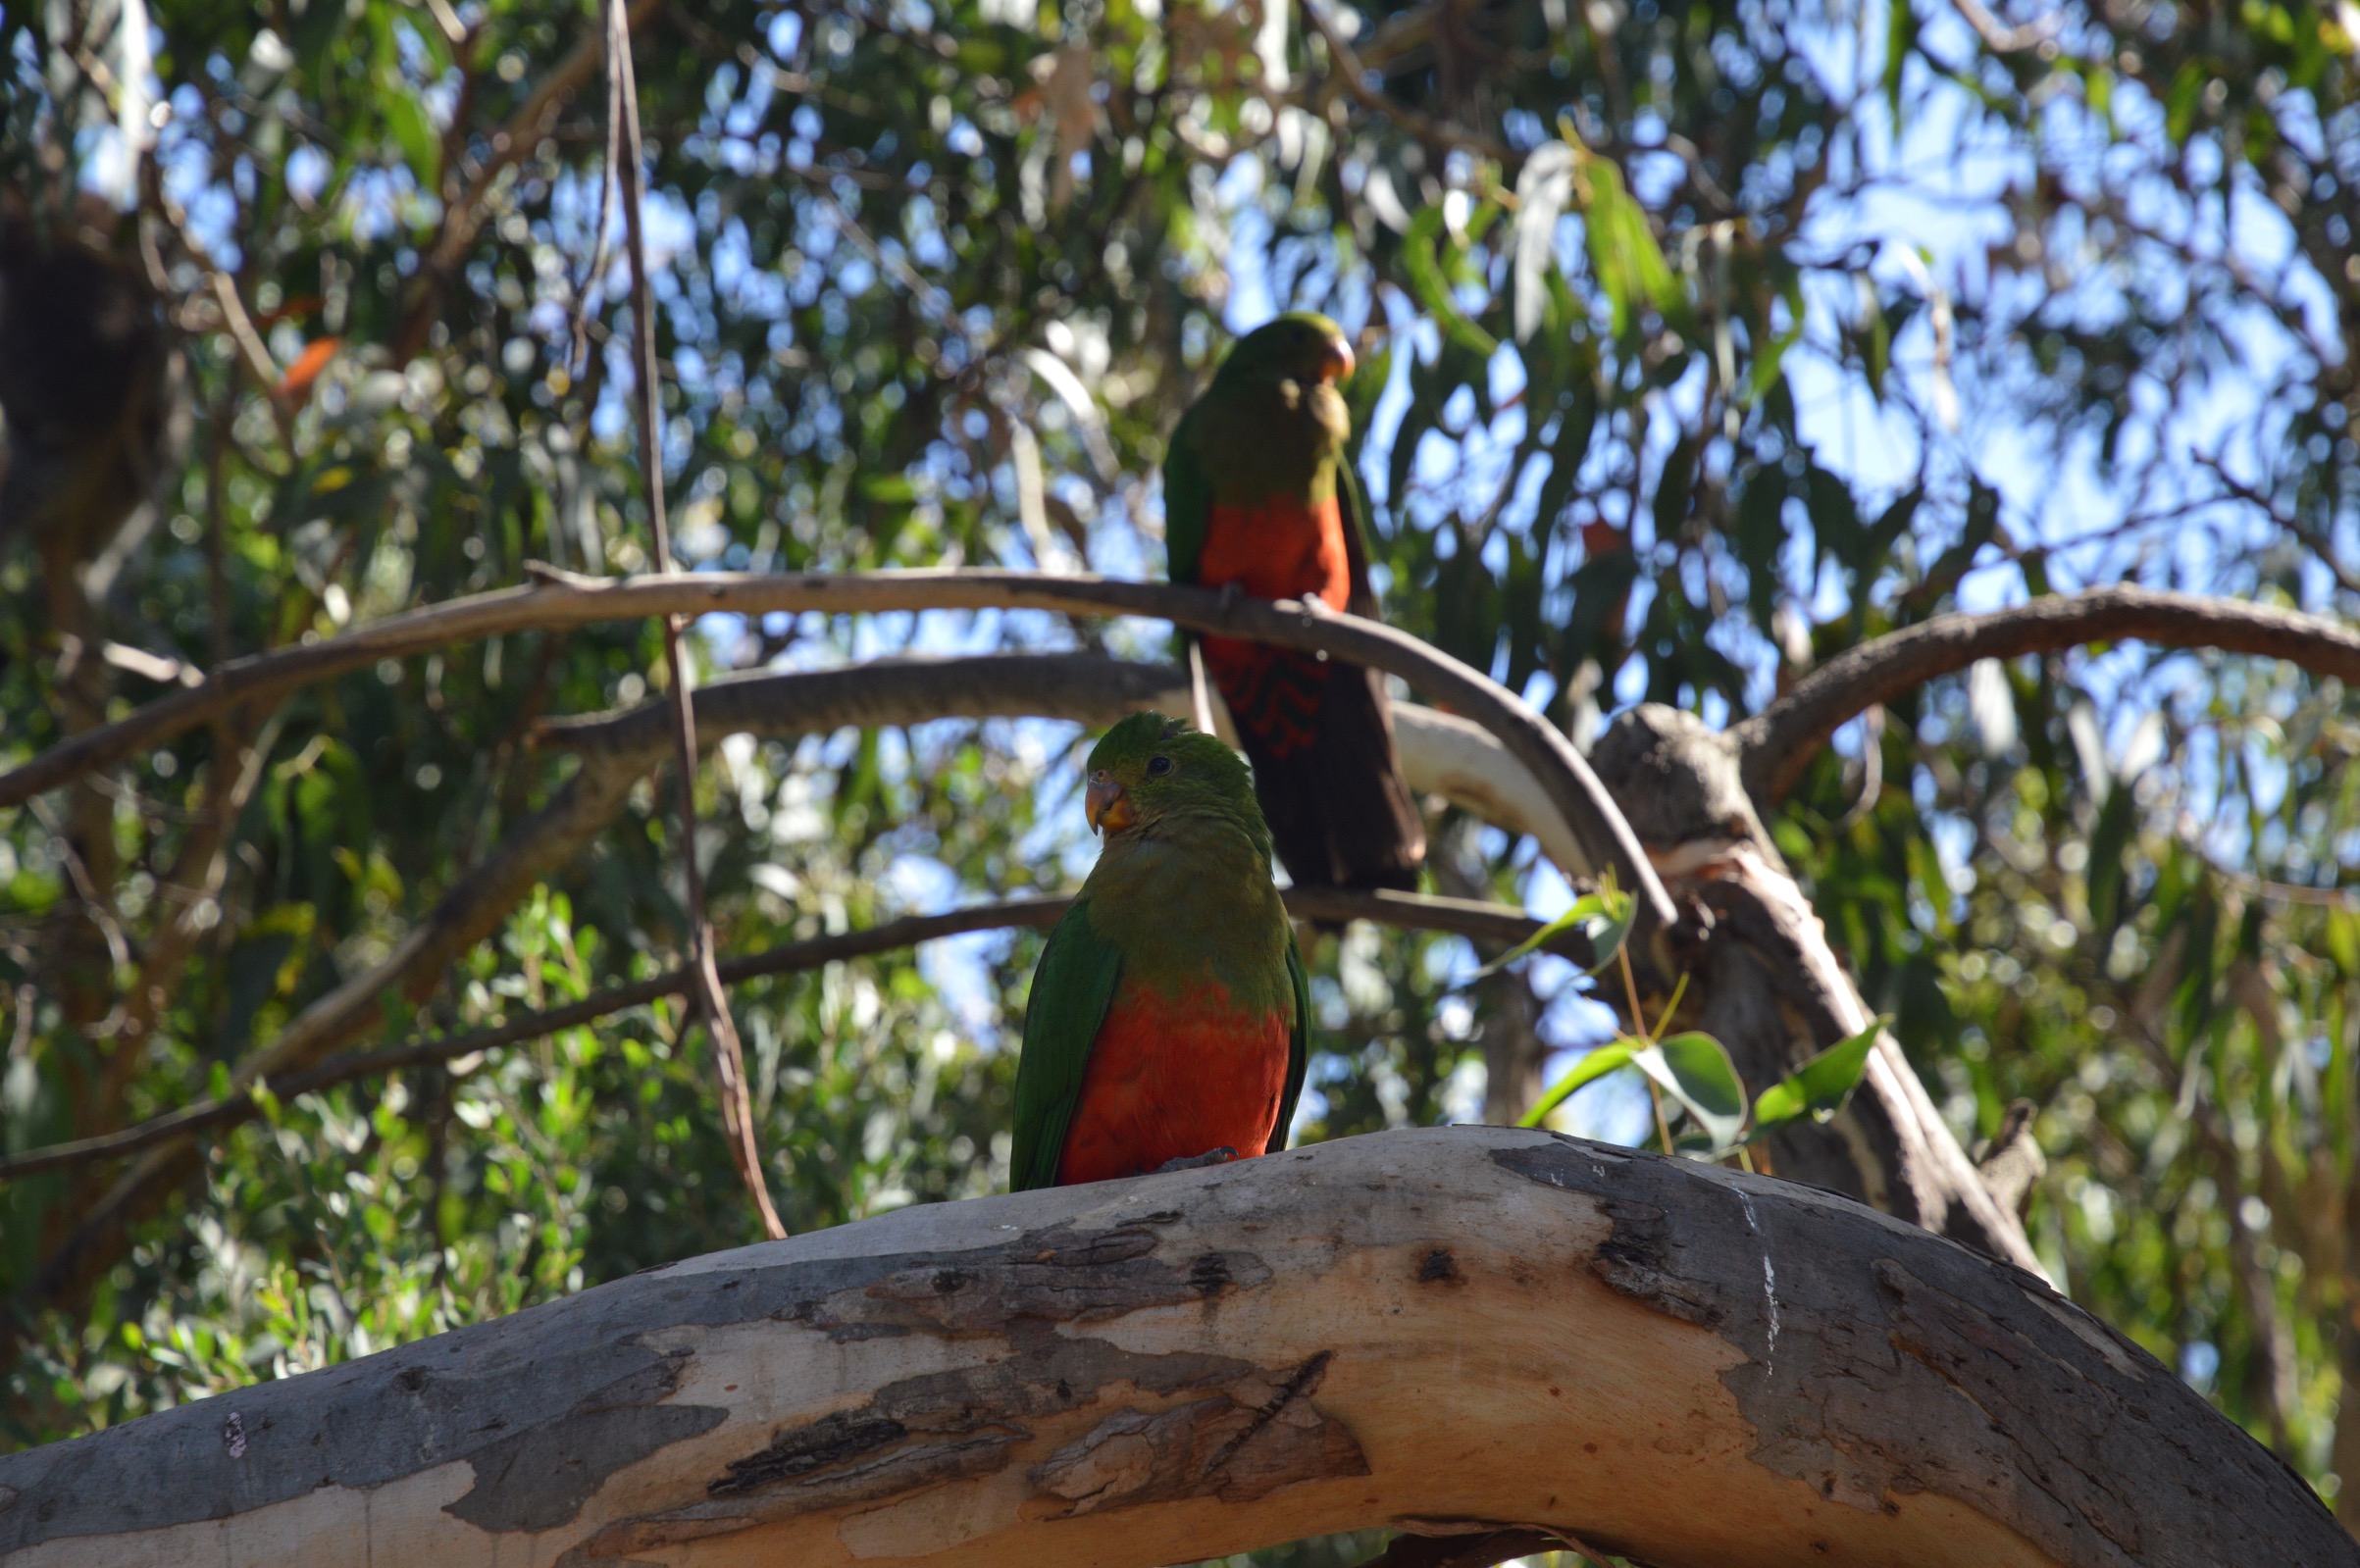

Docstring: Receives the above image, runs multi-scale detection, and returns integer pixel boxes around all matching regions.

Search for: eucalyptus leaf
[1463,875,1635,985]
[1752,1020,1882,1132]
[1517,1041,1636,1129]
[1634,1032,1748,1152]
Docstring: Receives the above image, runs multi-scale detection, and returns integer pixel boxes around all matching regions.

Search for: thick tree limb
[0,567,1674,949]
[1593,705,2042,1273]
[1,1127,2343,1567]
[0,887,1578,1184]
[1735,587,2360,805]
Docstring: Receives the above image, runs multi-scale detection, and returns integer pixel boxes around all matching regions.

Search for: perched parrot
[1163,311,1427,893]
[1009,711,1310,1190]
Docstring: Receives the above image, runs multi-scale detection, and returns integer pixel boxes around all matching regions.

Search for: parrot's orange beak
[1319,335,1357,384]
[1085,773,1136,835]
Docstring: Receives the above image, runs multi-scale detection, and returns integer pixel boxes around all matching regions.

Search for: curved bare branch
[0,566,1674,943]
[1735,587,2360,805]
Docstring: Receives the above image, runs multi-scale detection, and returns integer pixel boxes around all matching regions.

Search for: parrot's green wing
[1337,451,1381,620]
[1273,931,1311,1152]
[1008,897,1125,1191]
[1162,402,1211,586]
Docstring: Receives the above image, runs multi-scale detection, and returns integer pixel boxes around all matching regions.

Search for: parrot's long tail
[1202,636,1426,892]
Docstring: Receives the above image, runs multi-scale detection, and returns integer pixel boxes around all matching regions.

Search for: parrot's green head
[1215,312,1357,390]
[1083,711,1268,854]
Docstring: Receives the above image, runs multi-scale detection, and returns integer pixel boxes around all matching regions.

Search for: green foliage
[1752,1021,1881,1133]
[0,0,2355,1540]
[1466,871,1633,982]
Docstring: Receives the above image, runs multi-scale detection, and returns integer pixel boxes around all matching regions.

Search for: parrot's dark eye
[1146,755,1174,777]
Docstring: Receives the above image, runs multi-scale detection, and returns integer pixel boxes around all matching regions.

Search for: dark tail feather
[1216,644,1425,894]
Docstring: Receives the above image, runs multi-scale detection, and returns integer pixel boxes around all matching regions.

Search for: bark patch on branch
[447,1354,727,1532]
[558,1217,1323,1555]
[1491,1135,2329,1568]
[1027,1350,1366,1518]
[842,1219,1272,1336]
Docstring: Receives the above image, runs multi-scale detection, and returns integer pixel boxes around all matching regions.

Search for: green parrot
[1009,711,1311,1190]
[1163,311,1427,892]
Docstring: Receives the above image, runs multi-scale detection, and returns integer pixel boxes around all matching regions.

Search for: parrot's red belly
[1195,495,1354,610]
[1196,496,1354,760]
[1054,979,1292,1186]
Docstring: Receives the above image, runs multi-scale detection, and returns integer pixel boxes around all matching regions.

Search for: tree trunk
[0,1128,2339,1568]
[1591,705,2042,1273]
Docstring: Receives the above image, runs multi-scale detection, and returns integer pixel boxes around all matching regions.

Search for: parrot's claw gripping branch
[1154,1146,1240,1174]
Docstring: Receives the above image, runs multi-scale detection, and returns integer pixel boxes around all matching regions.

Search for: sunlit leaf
[1753,1021,1881,1131]
[1517,1040,1635,1128]
[1634,1032,1747,1151]
[1513,142,1577,342]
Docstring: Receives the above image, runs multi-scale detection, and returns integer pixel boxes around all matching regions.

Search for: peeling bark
[0,1129,2339,1568]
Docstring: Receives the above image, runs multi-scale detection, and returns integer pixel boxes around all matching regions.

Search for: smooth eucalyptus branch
[8,1128,2343,1568]
[0,566,1675,944]
[606,0,784,1239]
[1735,586,2360,805]
[0,888,1583,1184]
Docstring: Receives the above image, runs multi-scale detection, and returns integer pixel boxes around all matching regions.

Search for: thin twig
[0,887,1584,1183]
[1616,937,1673,1155]
[1949,0,2062,54]
[565,34,622,377]
[393,0,664,360]
[606,0,785,1240]
[1297,0,1513,167]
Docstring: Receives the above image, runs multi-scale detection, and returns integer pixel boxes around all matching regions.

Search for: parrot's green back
[1008,894,1125,1192]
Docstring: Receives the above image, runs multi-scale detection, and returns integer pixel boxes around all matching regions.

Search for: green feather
[1008,712,1307,1190]
[1278,932,1310,1147]
[1008,891,1125,1192]
[1336,444,1379,618]
[1164,401,1211,586]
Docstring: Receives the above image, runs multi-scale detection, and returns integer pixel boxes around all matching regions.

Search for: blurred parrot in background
[1162,312,1428,893]
[1009,712,1308,1190]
